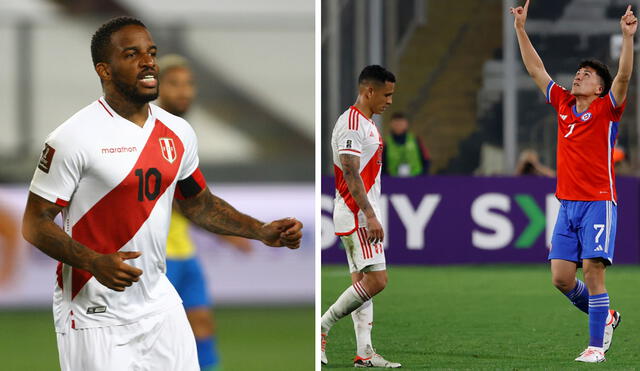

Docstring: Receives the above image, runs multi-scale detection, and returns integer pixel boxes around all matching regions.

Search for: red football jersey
[546,80,626,202]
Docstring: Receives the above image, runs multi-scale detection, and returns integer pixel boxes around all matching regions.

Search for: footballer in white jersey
[332,105,383,235]
[321,65,401,368]
[331,105,385,272]
[22,17,303,371]
[30,97,199,332]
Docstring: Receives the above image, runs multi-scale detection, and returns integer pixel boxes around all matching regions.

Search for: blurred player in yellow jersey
[159,54,251,371]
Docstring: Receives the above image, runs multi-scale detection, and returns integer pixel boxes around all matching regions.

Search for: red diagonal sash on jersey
[334,136,383,234]
[359,147,382,193]
[69,119,184,299]
[334,165,360,215]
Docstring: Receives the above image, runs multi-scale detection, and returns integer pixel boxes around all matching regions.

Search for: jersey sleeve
[175,120,207,199]
[177,121,200,181]
[29,134,84,206]
[335,115,365,157]
[606,90,627,122]
[545,80,571,112]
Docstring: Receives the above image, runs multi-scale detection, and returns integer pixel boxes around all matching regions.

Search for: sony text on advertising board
[321,176,640,264]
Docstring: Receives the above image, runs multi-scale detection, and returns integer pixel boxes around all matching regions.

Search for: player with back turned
[21,16,302,371]
[510,0,635,363]
[321,65,401,368]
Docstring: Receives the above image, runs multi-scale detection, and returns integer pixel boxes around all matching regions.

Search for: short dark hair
[578,59,612,98]
[391,112,407,121]
[358,65,396,85]
[91,16,146,66]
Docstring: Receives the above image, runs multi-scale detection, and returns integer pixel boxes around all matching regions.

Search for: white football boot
[603,309,621,353]
[575,346,606,363]
[353,345,401,368]
[321,333,328,365]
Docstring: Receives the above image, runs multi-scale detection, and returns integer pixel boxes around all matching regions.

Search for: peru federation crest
[159,137,177,163]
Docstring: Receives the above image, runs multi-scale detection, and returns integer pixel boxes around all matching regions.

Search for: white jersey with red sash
[331,106,383,235]
[29,97,206,333]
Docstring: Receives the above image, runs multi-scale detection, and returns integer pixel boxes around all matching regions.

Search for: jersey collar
[350,105,375,123]
[572,104,589,117]
[98,97,155,128]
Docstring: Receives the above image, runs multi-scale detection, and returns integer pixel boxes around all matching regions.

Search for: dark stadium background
[0,0,314,370]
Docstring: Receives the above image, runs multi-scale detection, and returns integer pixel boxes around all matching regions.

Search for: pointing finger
[524,0,530,12]
[627,5,632,14]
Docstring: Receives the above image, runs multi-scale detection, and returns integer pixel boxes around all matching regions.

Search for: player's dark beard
[113,76,159,104]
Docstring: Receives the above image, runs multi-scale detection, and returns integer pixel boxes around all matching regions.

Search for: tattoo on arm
[22,192,100,272]
[177,188,265,240]
[340,154,376,218]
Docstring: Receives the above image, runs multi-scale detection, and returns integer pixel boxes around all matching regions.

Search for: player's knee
[583,262,606,277]
[187,309,214,337]
[361,272,386,296]
[379,273,388,290]
[372,271,388,292]
[551,275,574,292]
[192,319,214,338]
[582,268,606,290]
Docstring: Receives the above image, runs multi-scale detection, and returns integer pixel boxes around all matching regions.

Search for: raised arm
[339,154,383,243]
[22,192,143,291]
[510,0,552,94]
[611,5,637,105]
[176,187,302,249]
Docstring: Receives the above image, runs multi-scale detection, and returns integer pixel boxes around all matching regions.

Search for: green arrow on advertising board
[513,194,546,248]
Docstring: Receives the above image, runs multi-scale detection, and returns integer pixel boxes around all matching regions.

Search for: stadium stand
[391,0,503,173]
[322,0,638,175]
[461,0,636,174]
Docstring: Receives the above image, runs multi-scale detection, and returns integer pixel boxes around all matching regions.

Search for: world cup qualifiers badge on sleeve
[38,143,56,174]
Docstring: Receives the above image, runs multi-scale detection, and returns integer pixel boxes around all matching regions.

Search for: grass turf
[322,264,640,370]
[0,306,313,371]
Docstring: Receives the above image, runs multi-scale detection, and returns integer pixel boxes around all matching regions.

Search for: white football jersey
[29,97,205,333]
[331,106,383,235]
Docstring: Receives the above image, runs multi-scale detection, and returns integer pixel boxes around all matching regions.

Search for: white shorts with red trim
[56,303,198,371]
[341,227,386,273]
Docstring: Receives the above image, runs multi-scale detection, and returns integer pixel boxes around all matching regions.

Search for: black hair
[391,112,407,120]
[91,16,146,66]
[578,59,612,98]
[358,65,396,85]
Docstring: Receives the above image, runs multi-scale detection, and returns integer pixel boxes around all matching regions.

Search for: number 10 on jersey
[135,168,162,201]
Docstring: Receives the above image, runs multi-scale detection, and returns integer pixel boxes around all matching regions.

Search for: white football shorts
[56,303,198,371]
[341,227,386,273]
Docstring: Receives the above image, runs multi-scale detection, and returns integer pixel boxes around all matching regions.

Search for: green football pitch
[0,306,313,371]
[322,264,640,370]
